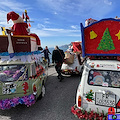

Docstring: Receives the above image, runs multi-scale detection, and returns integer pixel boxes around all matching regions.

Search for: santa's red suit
[7,11,41,47]
[29,33,41,46]
[7,11,28,35]
[11,23,28,35]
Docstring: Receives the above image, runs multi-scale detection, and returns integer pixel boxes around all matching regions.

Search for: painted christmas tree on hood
[97,28,115,51]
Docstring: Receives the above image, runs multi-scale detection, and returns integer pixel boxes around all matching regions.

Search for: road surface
[0,66,80,120]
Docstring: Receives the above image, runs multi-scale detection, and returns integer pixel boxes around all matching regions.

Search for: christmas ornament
[90,30,97,39]
[115,30,120,40]
[85,90,94,102]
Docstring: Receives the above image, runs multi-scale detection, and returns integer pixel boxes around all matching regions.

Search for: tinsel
[0,94,35,110]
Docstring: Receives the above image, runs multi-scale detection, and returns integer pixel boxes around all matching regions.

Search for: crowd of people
[42,45,65,82]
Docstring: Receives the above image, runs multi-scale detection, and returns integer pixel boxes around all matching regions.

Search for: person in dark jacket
[52,46,65,81]
[42,46,51,66]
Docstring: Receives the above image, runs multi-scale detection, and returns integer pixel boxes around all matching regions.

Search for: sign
[96,64,116,69]
[95,92,116,107]
[81,18,120,57]
[2,83,16,94]
[0,35,31,53]
[12,36,31,52]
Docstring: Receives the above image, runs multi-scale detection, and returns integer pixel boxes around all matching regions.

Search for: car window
[31,64,36,76]
[0,65,28,82]
[88,69,120,88]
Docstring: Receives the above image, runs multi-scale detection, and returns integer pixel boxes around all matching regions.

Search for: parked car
[0,57,48,110]
[72,18,120,119]
[76,57,120,114]
[61,41,83,75]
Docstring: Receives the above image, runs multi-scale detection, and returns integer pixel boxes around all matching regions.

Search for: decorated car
[0,10,48,110]
[61,41,83,75]
[71,18,120,119]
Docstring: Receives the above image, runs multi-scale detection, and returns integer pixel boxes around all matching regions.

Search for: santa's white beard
[13,16,24,23]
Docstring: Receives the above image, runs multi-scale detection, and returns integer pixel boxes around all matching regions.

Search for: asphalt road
[0,66,80,120]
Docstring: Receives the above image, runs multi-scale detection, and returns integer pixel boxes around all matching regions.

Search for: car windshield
[0,64,28,82]
[88,69,120,88]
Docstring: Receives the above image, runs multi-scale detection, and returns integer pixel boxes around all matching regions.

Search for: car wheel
[41,84,45,97]
[38,84,46,100]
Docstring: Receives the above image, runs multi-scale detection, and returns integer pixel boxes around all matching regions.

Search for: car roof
[85,59,120,71]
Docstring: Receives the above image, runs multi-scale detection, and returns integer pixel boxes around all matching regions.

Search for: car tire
[38,84,46,100]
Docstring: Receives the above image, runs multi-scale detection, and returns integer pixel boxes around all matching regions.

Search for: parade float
[71,18,120,119]
[0,10,48,110]
[61,41,83,75]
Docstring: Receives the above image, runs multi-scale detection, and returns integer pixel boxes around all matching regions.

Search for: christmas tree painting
[97,28,115,51]
[85,90,94,102]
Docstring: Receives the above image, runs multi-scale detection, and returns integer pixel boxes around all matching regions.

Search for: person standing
[52,46,65,82]
[42,46,51,66]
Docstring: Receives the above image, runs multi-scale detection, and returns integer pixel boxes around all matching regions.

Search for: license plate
[95,92,116,107]
[2,83,16,94]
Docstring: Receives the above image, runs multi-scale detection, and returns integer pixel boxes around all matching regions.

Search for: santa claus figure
[7,11,42,50]
[7,11,28,35]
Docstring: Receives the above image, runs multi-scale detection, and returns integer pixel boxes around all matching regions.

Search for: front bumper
[62,69,80,75]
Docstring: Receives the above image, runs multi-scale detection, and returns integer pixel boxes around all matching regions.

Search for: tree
[97,28,115,51]
[86,90,94,102]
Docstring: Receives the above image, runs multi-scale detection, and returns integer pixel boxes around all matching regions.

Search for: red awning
[71,42,82,53]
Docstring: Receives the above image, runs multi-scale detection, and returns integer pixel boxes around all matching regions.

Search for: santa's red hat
[7,11,19,22]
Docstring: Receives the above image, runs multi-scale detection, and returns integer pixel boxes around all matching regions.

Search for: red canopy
[71,42,82,53]
[30,33,41,45]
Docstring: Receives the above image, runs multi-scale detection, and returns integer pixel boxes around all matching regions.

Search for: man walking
[52,46,65,82]
[42,46,51,66]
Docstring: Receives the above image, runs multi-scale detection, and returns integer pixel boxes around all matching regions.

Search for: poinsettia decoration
[71,104,108,120]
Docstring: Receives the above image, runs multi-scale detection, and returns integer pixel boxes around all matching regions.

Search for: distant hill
[59,44,71,49]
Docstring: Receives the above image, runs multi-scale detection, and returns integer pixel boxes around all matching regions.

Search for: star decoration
[115,30,120,40]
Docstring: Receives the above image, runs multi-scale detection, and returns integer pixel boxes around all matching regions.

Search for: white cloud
[31,27,80,37]
[36,0,113,19]
[71,25,78,29]
[104,0,112,5]
[43,18,50,24]
[37,24,45,29]
[0,0,32,29]
[0,0,31,12]
[54,12,58,15]
[0,10,13,28]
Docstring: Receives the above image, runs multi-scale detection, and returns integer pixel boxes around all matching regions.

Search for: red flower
[71,105,108,119]
[71,106,76,115]
[100,113,104,117]
[79,115,83,119]
[85,116,88,120]
[99,117,103,120]
[82,114,85,119]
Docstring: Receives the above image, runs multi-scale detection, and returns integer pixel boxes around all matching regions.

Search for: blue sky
[0,0,119,48]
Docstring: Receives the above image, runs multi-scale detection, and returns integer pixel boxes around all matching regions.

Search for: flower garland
[71,104,108,120]
[0,94,35,110]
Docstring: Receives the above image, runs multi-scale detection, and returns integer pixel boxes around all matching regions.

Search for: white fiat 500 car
[76,58,120,114]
